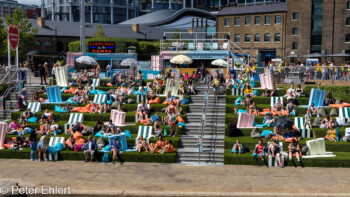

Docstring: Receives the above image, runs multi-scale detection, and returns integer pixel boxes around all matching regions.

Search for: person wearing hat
[263,111,275,127]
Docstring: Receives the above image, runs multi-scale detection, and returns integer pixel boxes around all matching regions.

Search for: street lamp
[80,0,86,52]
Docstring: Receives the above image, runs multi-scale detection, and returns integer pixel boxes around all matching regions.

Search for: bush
[138,41,160,61]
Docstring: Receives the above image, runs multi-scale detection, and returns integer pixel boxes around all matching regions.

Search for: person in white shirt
[304,110,312,129]
[49,120,59,135]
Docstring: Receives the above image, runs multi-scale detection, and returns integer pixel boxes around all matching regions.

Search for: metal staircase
[177,84,226,164]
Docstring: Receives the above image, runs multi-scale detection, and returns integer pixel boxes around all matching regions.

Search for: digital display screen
[88,42,115,53]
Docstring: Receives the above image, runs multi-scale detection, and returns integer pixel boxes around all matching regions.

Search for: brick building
[0,0,38,18]
[217,1,350,63]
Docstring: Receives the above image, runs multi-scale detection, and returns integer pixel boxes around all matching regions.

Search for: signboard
[306,59,319,66]
[8,24,19,51]
[88,42,115,53]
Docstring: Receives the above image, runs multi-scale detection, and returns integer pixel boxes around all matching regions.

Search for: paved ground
[0,160,349,196]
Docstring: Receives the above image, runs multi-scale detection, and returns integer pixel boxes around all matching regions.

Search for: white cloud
[17,0,41,6]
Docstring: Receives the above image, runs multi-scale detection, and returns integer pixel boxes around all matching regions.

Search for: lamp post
[80,0,85,52]
[88,0,94,24]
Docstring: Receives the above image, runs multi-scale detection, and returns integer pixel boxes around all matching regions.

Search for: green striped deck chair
[339,107,350,118]
[28,102,41,114]
[64,113,83,134]
[232,88,243,96]
[48,137,65,161]
[294,117,310,138]
[93,94,107,104]
[137,94,147,103]
[135,126,154,145]
[271,97,284,108]
[267,141,285,167]
[135,104,150,123]
[91,78,100,87]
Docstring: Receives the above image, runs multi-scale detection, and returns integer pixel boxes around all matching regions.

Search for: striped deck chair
[294,117,310,138]
[91,78,100,87]
[271,97,283,108]
[135,126,154,145]
[267,142,285,167]
[306,138,326,156]
[48,137,65,161]
[232,88,243,96]
[108,133,128,151]
[337,107,350,126]
[308,89,326,107]
[135,104,150,123]
[0,122,8,149]
[137,94,147,103]
[64,113,83,134]
[93,94,107,105]
[46,86,62,103]
[237,113,256,128]
[54,65,69,87]
[27,102,41,114]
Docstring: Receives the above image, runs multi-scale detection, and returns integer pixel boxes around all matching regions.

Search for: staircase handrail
[198,75,210,163]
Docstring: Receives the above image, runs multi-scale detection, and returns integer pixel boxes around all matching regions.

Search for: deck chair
[267,141,285,167]
[46,86,63,103]
[308,89,326,107]
[0,122,8,149]
[136,126,154,145]
[188,43,195,50]
[135,104,150,123]
[99,73,106,79]
[108,133,128,151]
[306,138,327,156]
[93,94,107,105]
[337,107,350,126]
[165,79,180,97]
[205,43,211,50]
[232,88,243,96]
[27,102,41,114]
[212,42,218,50]
[48,137,65,161]
[196,43,204,51]
[91,78,100,87]
[237,113,256,128]
[54,65,69,87]
[137,94,147,103]
[271,97,283,108]
[259,72,274,90]
[294,117,311,138]
[64,113,83,134]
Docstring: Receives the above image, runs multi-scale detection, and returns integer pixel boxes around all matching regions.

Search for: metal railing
[198,75,210,163]
[160,38,230,52]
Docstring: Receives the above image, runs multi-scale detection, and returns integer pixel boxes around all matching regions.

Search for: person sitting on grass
[137,100,150,116]
[270,87,279,97]
[165,100,179,115]
[49,120,60,136]
[248,101,259,116]
[226,75,234,90]
[272,99,284,116]
[110,138,124,165]
[90,102,99,114]
[262,88,271,97]
[263,112,275,127]
[83,136,97,163]
[325,126,337,142]
[244,94,252,107]
[107,120,116,134]
[295,84,303,97]
[243,85,254,97]
[326,91,336,105]
[286,100,297,117]
[137,136,148,153]
[149,136,167,154]
[151,112,161,125]
[40,120,50,135]
[100,102,110,113]
[37,133,48,162]
[8,119,20,135]
[71,121,84,135]
[20,108,34,122]
[268,139,283,167]
[66,134,76,150]
[288,138,302,165]
[40,109,54,123]
[253,139,267,166]
[32,91,41,102]
[304,110,312,129]
[165,91,173,102]
[16,131,26,150]
[321,115,333,129]
[232,139,243,154]
[165,140,175,153]
[94,118,105,135]
[308,103,320,117]
[146,89,156,101]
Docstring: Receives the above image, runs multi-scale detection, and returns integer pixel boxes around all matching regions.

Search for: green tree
[93,24,106,38]
[171,29,181,40]
[2,7,38,58]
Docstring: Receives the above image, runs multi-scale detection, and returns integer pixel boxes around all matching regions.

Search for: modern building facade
[0,0,38,17]
[217,0,350,63]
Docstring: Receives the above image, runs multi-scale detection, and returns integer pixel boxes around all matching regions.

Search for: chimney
[132,24,139,33]
[188,28,193,35]
[37,17,45,28]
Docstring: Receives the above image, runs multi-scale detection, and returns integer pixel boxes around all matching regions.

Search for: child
[304,110,312,129]
[30,139,38,161]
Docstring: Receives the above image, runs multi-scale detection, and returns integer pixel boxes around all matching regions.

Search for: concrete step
[176,158,224,163]
[182,130,225,135]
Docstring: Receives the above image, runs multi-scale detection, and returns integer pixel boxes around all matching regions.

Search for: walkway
[0,160,349,196]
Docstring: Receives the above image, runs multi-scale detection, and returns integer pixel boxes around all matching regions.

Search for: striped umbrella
[170,55,192,65]
[211,59,229,67]
[121,58,138,66]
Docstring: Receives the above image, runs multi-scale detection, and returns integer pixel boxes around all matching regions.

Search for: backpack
[302,145,309,155]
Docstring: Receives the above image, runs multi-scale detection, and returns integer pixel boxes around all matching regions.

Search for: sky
[17,0,41,6]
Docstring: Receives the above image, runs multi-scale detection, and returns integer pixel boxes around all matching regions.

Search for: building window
[34,41,41,46]
[235,17,240,26]
[234,34,240,43]
[245,34,250,42]
[254,34,260,42]
[265,16,271,25]
[292,42,298,50]
[347,17,350,26]
[347,1,350,9]
[292,12,299,20]
[264,33,270,42]
[275,15,281,24]
[346,34,350,42]
[255,16,260,25]
[275,33,281,42]
[224,18,230,27]
[245,16,251,25]
[44,41,52,46]
[292,27,298,35]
